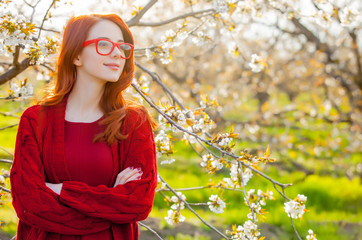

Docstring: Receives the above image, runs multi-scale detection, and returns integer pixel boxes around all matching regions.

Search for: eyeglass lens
[97,40,132,57]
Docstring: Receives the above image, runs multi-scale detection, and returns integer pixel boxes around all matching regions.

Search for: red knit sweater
[10,93,157,239]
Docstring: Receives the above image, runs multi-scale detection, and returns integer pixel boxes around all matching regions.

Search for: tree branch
[0,186,11,193]
[0,159,13,164]
[158,175,229,239]
[135,8,215,27]
[0,58,32,86]
[126,0,159,27]
[138,221,164,240]
[37,0,57,38]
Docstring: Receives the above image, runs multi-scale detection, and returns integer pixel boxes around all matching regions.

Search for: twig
[135,62,185,110]
[0,159,13,164]
[0,146,13,157]
[283,188,302,240]
[138,221,164,240]
[0,124,19,131]
[136,8,215,27]
[238,161,255,222]
[158,175,229,239]
[37,0,57,39]
[127,0,159,27]
[157,184,243,193]
[0,112,20,118]
[0,186,11,193]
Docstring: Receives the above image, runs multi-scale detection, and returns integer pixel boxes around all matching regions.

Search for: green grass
[1,91,361,239]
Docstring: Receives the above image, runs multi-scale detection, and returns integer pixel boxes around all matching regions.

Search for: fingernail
[129,167,134,170]
[136,168,141,171]
[136,176,141,180]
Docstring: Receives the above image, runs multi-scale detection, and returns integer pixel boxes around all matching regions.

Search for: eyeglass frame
[82,38,134,59]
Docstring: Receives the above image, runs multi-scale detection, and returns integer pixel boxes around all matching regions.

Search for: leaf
[265,145,270,158]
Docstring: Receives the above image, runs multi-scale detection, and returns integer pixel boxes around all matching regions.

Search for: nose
[110,46,122,58]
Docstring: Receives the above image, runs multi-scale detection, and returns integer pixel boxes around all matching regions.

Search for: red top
[64,116,113,188]
[10,93,157,240]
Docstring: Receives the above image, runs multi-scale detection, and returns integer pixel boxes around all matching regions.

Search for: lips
[104,63,120,70]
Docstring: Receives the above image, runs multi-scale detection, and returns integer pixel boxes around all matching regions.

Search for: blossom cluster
[340,7,359,27]
[223,163,253,189]
[165,209,186,225]
[207,194,226,213]
[312,1,360,28]
[155,130,174,158]
[210,129,239,152]
[9,78,33,98]
[284,194,307,219]
[306,229,317,240]
[164,192,187,225]
[0,12,35,56]
[157,101,216,145]
[200,154,224,173]
[227,220,262,240]
[146,21,188,64]
[249,54,267,73]
[0,11,59,64]
[191,31,212,47]
[126,75,151,103]
[245,189,274,222]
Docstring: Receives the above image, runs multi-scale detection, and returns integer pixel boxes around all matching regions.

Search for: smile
[104,63,120,70]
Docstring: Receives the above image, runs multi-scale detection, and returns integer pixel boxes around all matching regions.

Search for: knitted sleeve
[10,115,111,235]
[59,110,157,224]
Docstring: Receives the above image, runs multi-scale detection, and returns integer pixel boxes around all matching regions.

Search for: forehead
[87,20,124,40]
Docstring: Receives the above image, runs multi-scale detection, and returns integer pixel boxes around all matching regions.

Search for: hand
[45,182,63,195]
[113,167,143,188]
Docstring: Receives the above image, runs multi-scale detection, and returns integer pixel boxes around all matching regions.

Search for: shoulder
[21,105,43,120]
[20,105,49,130]
[124,107,154,135]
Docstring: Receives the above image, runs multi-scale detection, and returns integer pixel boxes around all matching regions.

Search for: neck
[67,73,106,119]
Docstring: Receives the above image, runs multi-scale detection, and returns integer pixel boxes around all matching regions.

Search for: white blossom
[200,154,223,172]
[165,209,185,225]
[284,194,307,219]
[249,54,264,72]
[306,229,317,240]
[155,130,172,157]
[207,194,226,213]
[340,7,359,26]
[230,220,261,240]
[170,192,186,210]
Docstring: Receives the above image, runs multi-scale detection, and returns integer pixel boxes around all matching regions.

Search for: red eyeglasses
[83,38,134,59]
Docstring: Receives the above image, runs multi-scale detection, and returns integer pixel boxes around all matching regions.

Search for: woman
[10,13,158,240]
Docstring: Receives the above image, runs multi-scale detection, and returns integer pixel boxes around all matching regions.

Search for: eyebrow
[97,37,125,42]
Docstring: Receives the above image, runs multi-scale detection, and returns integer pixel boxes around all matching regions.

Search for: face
[73,19,127,83]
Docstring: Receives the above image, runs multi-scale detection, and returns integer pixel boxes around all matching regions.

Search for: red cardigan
[10,93,157,239]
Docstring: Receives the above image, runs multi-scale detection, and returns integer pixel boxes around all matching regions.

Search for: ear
[73,55,82,67]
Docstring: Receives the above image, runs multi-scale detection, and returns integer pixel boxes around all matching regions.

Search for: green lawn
[1,96,361,240]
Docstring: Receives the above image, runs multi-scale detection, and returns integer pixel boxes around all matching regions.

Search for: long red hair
[37,13,158,145]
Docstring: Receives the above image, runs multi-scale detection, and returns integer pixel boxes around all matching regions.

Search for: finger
[114,167,133,187]
[125,172,143,183]
[118,169,141,184]
[116,172,142,186]
[117,169,143,185]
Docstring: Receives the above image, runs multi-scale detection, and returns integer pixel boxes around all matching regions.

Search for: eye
[119,44,132,51]
[98,40,111,48]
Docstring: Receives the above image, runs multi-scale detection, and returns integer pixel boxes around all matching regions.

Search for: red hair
[37,13,158,145]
